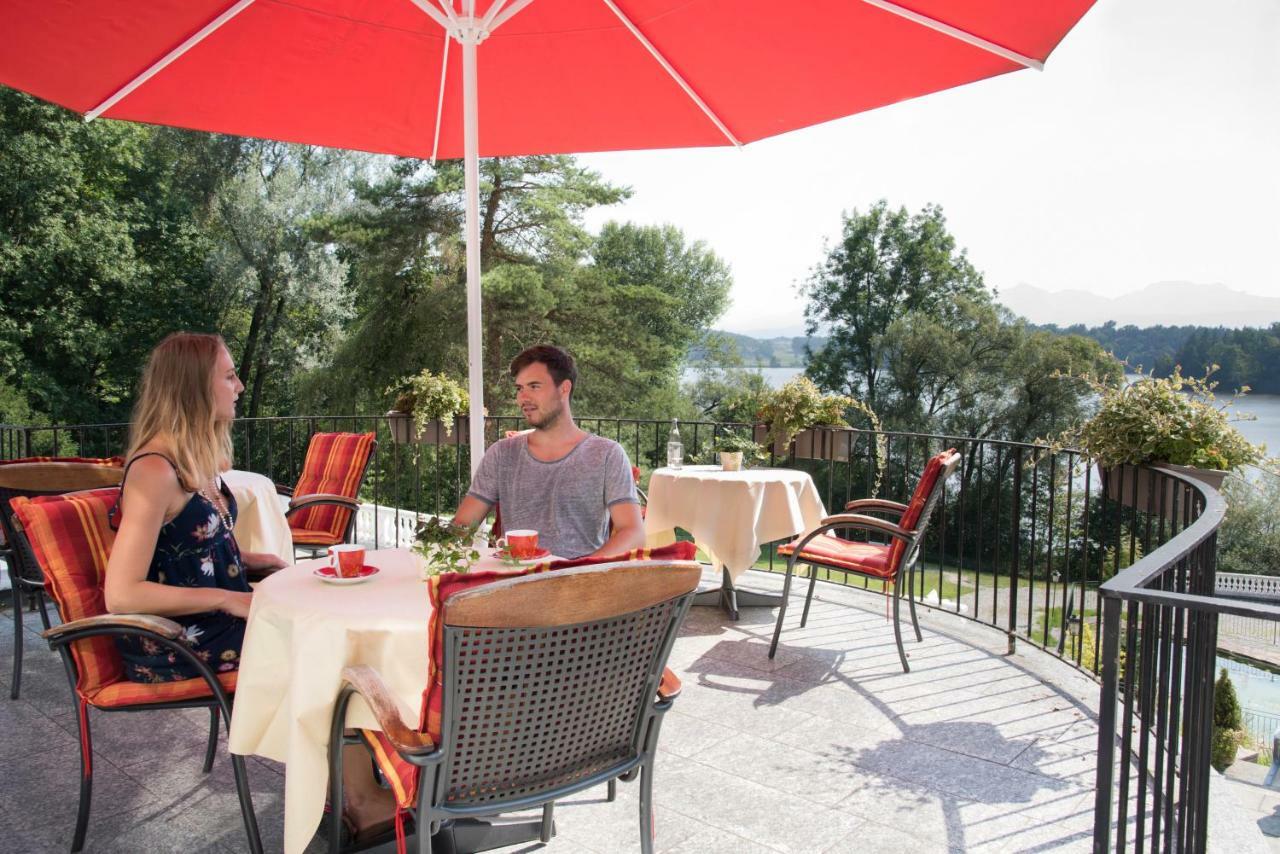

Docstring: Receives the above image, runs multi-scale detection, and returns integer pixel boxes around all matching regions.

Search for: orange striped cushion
[0,456,123,466]
[778,534,894,578]
[88,671,236,708]
[362,540,699,810]
[289,528,345,547]
[287,432,375,544]
[887,449,952,568]
[10,488,124,696]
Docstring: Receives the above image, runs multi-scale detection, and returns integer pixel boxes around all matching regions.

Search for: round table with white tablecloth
[643,465,827,618]
[221,469,293,564]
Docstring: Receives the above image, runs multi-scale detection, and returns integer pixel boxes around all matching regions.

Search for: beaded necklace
[198,477,235,533]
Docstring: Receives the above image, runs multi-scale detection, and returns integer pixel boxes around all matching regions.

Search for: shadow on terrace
[0,415,1262,852]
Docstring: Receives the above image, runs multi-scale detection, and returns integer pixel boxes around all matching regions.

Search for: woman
[106,332,395,838]
[105,332,285,681]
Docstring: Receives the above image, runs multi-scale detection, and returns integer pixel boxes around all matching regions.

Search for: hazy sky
[578,0,1280,336]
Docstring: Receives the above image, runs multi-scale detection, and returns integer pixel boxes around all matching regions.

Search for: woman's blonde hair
[126,332,234,491]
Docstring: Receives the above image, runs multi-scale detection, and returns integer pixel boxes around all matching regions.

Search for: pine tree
[1212,668,1244,771]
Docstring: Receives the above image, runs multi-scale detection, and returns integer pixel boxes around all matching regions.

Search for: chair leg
[229,754,264,854]
[540,803,554,843]
[906,564,922,643]
[607,778,617,801]
[328,733,345,854]
[768,556,801,659]
[10,577,23,701]
[892,580,910,674]
[800,563,820,628]
[72,701,93,853]
[638,760,655,854]
[203,707,220,773]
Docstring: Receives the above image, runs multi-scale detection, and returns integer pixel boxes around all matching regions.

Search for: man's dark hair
[510,345,578,398]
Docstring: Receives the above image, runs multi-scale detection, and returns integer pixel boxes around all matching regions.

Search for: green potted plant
[413,517,481,578]
[1047,367,1265,512]
[385,369,471,445]
[711,433,766,471]
[753,376,882,465]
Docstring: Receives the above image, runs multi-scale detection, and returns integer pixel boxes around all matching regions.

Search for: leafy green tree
[802,200,986,410]
[0,90,234,424]
[1219,474,1280,576]
[1212,668,1245,771]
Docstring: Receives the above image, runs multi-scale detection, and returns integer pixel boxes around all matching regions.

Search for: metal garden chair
[328,556,700,854]
[277,431,377,558]
[769,448,960,672]
[9,487,262,854]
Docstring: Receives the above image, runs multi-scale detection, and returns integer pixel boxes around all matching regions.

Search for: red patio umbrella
[0,0,1097,465]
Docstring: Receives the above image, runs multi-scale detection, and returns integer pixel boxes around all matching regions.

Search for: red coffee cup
[499,529,539,559]
[328,544,366,578]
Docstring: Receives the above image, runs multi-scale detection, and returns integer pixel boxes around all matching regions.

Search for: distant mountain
[1000,281,1280,328]
[688,331,825,367]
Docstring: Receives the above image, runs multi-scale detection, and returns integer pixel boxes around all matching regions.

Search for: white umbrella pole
[461,32,485,476]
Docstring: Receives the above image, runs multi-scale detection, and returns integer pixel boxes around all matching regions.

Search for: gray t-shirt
[466,433,639,559]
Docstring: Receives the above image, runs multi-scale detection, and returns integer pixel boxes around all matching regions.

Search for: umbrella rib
[598,0,741,147]
[489,0,539,31]
[431,34,451,164]
[857,0,1044,71]
[85,0,259,121]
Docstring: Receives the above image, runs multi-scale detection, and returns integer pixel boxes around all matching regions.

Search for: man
[451,345,645,559]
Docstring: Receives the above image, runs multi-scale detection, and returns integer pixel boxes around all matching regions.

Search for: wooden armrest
[286,493,360,512]
[815,513,914,543]
[842,498,908,515]
[341,665,435,755]
[658,667,681,701]
[43,612,184,641]
[274,482,295,497]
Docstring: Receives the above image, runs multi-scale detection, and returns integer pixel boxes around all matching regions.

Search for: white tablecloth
[227,547,542,854]
[222,469,293,564]
[644,466,827,579]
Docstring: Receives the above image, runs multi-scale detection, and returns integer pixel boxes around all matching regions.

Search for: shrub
[1212,667,1245,772]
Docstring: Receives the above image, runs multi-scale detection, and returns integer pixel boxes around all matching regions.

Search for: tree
[1218,474,1280,576]
[1212,668,1245,771]
[802,200,986,410]
[0,90,234,424]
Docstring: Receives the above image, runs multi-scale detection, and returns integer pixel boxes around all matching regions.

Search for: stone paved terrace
[0,570,1144,853]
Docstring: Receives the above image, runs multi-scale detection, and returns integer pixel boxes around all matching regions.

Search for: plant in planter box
[754,376,886,491]
[1044,367,1268,507]
[413,517,480,578]
[386,370,470,444]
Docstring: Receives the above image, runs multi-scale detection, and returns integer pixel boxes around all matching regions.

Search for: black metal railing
[1090,465,1276,852]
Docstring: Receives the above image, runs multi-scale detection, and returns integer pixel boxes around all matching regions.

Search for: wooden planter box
[1099,462,1227,517]
[386,412,468,445]
[753,424,855,461]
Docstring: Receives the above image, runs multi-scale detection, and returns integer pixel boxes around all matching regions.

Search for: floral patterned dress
[111,453,251,683]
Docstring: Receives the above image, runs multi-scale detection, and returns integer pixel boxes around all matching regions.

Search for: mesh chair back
[438,561,699,808]
[0,461,124,585]
[287,432,375,545]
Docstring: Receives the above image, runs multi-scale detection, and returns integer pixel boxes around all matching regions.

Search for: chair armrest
[658,667,681,702]
[286,493,360,513]
[274,482,295,497]
[341,665,435,756]
[842,498,908,515]
[813,513,914,543]
[43,612,184,642]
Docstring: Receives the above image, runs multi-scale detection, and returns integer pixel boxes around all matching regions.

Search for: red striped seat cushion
[777,534,894,578]
[362,540,699,811]
[88,671,237,708]
[287,432,375,544]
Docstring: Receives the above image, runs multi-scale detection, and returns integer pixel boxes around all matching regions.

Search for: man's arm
[588,501,645,557]
[451,494,493,530]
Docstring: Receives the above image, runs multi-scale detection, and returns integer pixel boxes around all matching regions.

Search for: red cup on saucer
[328,544,366,578]
[498,529,539,559]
